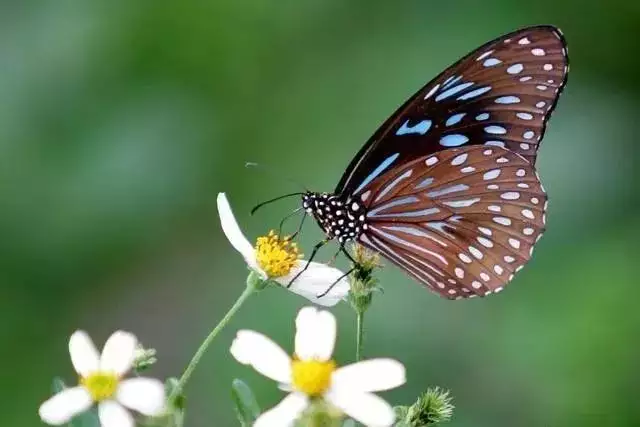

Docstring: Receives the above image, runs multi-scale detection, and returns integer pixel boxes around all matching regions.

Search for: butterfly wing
[357,145,547,299]
[337,25,568,198]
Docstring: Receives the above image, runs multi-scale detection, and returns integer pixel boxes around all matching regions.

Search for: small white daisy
[39,330,166,427]
[230,306,406,427]
[217,192,349,307]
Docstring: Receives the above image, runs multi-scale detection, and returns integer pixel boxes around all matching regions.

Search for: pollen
[80,372,119,402]
[291,358,336,397]
[254,230,302,278]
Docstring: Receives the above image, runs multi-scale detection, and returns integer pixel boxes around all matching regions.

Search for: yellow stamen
[291,358,336,397]
[254,230,302,278]
[80,372,119,402]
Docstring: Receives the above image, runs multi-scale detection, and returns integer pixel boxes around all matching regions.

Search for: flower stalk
[348,244,382,361]
[169,276,258,404]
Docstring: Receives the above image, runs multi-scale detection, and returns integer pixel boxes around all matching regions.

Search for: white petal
[99,331,137,375]
[69,331,100,376]
[276,261,349,307]
[254,393,308,427]
[230,330,292,384]
[332,359,406,392]
[294,307,336,361]
[39,387,93,425]
[116,378,166,416]
[216,193,262,274]
[325,388,395,427]
[98,401,134,427]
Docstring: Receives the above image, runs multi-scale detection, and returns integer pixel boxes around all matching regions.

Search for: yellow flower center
[291,358,337,397]
[80,372,119,401]
[254,230,302,278]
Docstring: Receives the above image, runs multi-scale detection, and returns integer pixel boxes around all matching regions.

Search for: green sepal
[163,377,186,427]
[231,379,261,426]
[50,377,100,427]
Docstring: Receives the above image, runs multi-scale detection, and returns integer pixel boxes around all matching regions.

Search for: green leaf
[50,378,100,427]
[52,377,66,394]
[342,419,357,427]
[231,379,261,426]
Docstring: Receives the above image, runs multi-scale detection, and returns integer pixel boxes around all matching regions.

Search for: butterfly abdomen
[302,192,368,243]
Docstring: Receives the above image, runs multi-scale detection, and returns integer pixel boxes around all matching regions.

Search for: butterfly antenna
[245,162,308,192]
[251,192,305,216]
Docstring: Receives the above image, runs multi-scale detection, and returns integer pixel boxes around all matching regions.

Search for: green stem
[356,310,364,361]
[169,283,255,403]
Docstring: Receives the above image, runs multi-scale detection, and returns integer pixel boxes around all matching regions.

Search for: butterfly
[294,25,569,299]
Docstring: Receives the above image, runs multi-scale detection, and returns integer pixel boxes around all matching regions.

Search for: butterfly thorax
[302,192,368,243]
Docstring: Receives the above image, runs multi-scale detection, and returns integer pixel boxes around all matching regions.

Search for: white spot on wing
[501,192,520,200]
[508,238,521,249]
[495,96,520,104]
[507,64,524,74]
[483,58,502,67]
[483,169,501,180]
[451,153,468,165]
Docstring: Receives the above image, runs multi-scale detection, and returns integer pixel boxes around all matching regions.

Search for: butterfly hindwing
[337,25,568,198]
[357,146,547,298]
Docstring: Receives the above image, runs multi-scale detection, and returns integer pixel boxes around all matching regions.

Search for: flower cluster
[38,192,453,427]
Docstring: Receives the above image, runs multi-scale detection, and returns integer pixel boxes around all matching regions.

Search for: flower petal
[294,307,336,361]
[325,388,395,427]
[276,262,349,307]
[39,387,93,425]
[254,393,308,427]
[69,331,100,376]
[98,401,134,427]
[217,193,262,274]
[99,331,137,375]
[332,359,406,392]
[117,378,166,416]
[230,330,292,384]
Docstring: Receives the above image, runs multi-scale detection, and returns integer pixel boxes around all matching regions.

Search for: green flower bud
[348,244,383,314]
[133,346,157,372]
[295,399,343,427]
[395,387,454,426]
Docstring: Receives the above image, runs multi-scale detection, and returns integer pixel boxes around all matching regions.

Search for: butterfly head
[302,192,368,243]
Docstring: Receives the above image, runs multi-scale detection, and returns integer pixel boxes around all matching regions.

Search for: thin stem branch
[169,284,255,403]
[356,310,364,361]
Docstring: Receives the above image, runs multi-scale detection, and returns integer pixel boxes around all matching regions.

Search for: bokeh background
[2,0,639,426]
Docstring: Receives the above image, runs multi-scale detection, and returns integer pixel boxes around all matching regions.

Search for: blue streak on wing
[435,82,474,102]
[396,119,432,136]
[353,153,400,194]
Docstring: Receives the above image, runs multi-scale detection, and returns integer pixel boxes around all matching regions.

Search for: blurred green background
[2,0,639,426]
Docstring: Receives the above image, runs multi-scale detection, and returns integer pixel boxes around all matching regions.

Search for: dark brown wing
[337,25,568,198]
[357,145,547,299]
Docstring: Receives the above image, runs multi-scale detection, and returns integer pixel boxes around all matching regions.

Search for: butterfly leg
[277,207,303,237]
[340,245,358,264]
[286,239,328,288]
[289,211,307,240]
[317,267,355,298]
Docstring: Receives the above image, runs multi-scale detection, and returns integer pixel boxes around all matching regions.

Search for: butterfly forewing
[357,146,547,299]
[337,25,568,198]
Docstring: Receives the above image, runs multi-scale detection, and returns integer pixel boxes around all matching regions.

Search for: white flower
[39,331,166,427]
[230,306,406,427]
[217,192,349,307]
